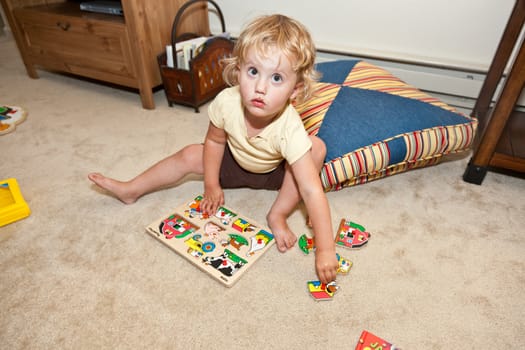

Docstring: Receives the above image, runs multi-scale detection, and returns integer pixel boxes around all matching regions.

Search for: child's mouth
[251,98,265,108]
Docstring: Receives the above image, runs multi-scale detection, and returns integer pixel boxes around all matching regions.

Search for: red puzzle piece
[355,330,398,350]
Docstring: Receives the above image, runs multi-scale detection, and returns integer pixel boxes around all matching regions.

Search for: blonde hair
[222,14,319,103]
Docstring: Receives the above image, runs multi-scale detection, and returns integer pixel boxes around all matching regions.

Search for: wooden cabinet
[0,0,210,109]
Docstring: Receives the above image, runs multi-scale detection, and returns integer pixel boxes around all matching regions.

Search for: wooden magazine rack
[157,0,234,112]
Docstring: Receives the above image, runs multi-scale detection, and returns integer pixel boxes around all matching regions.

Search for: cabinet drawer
[14,6,137,87]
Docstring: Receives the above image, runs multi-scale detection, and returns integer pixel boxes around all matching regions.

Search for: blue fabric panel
[316,60,360,84]
[386,138,406,165]
[317,87,470,162]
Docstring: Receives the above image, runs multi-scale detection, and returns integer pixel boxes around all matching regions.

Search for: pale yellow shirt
[208,86,312,173]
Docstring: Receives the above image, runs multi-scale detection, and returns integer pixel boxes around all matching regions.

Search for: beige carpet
[1,34,524,349]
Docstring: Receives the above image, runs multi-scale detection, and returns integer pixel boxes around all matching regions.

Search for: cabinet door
[14,7,138,87]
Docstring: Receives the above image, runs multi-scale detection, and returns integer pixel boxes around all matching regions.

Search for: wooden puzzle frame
[146,195,275,287]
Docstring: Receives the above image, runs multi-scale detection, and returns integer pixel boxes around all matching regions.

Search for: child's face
[238,46,300,120]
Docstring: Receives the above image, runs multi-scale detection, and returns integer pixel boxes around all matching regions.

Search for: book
[145,195,275,287]
[165,33,230,70]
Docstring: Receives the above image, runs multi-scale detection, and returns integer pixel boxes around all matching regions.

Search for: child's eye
[248,67,258,76]
[271,74,283,83]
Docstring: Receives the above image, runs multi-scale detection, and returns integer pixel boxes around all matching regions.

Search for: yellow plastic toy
[0,178,30,227]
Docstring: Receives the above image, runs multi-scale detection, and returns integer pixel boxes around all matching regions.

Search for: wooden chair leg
[463,0,525,184]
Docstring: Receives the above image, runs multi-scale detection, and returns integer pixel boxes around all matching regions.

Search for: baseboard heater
[316,48,525,113]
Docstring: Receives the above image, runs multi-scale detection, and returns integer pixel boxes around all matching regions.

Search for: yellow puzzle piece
[0,178,31,227]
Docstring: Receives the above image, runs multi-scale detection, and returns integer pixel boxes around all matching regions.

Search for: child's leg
[88,144,204,204]
[267,136,326,252]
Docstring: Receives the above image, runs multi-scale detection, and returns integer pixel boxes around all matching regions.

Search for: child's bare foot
[87,173,139,204]
[267,212,297,252]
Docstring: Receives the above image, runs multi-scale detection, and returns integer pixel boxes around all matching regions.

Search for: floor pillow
[293,60,478,192]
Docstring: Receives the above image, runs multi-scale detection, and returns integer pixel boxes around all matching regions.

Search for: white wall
[212,0,517,71]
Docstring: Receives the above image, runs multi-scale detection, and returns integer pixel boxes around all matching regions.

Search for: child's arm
[291,153,338,284]
[201,122,227,215]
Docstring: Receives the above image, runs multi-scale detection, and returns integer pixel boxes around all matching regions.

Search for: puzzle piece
[0,178,31,226]
[227,233,249,250]
[247,230,274,257]
[215,206,237,225]
[355,330,398,350]
[203,249,247,277]
[0,105,26,135]
[307,280,339,301]
[184,234,216,258]
[298,233,315,254]
[336,253,352,274]
[158,214,199,239]
[232,217,256,233]
[335,218,371,249]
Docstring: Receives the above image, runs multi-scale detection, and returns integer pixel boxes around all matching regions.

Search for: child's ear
[290,82,304,101]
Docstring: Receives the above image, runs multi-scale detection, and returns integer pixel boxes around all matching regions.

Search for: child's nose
[255,79,267,95]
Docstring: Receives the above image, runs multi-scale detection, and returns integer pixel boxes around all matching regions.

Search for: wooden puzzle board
[146,195,275,287]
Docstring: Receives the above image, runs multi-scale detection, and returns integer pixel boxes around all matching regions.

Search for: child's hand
[201,186,224,216]
[315,249,339,285]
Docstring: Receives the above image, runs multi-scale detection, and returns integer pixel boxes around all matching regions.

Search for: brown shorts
[219,145,286,190]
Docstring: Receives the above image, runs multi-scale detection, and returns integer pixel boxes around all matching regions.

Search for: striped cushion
[294,60,477,192]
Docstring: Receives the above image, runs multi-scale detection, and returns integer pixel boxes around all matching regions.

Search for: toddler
[88,14,338,284]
